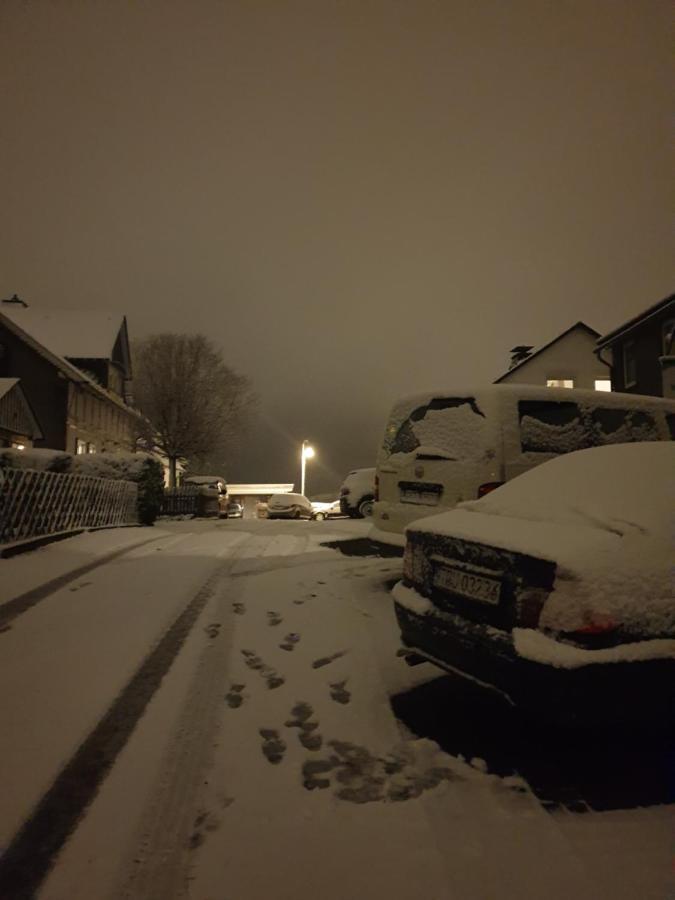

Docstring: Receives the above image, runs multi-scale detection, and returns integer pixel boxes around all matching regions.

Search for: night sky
[1,1,672,494]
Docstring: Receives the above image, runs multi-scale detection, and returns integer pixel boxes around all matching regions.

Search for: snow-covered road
[0,519,671,900]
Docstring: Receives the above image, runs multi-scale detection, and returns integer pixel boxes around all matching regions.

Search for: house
[494,322,612,391]
[595,294,674,399]
[0,302,146,454]
[0,378,42,448]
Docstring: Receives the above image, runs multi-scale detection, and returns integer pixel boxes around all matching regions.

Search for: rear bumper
[393,586,674,724]
[372,500,441,541]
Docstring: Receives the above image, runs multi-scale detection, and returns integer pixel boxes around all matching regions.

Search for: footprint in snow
[285,701,323,751]
[329,680,351,705]
[267,611,283,626]
[232,601,246,615]
[280,633,301,652]
[225,684,246,708]
[241,651,285,689]
[312,650,347,669]
[204,623,221,639]
[260,728,287,764]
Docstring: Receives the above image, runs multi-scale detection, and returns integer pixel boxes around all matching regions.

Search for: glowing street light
[300,440,315,497]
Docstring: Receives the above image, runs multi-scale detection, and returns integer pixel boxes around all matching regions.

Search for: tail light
[572,618,618,635]
[374,474,379,501]
[477,481,504,498]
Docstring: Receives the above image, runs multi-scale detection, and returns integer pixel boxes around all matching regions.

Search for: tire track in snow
[0,533,166,629]
[0,553,234,900]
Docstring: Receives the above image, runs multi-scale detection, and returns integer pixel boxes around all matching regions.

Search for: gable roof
[493,321,601,383]
[596,293,675,349]
[0,307,125,360]
[0,378,43,440]
[0,311,144,420]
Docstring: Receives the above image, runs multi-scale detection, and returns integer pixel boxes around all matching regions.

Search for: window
[591,408,659,445]
[662,319,674,356]
[594,379,611,392]
[86,442,96,454]
[623,341,637,387]
[76,439,87,455]
[546,379,574,388]
[519,400,591,453]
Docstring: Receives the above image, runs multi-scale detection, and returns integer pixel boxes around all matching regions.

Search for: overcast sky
[1,1,672,494]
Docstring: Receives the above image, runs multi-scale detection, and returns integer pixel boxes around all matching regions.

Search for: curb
[0,524,145,559]
[0,530,86,559]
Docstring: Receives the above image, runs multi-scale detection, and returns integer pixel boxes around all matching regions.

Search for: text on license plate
[400,489,440,505]
[433,565,501,605]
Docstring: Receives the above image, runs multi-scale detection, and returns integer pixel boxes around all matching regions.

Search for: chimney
[508,345,533,370]
[2,293,28,308]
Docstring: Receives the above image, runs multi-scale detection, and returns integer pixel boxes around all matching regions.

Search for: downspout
[594,344,613,387]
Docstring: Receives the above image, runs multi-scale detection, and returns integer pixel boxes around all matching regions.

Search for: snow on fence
[0,468,138,545]
[161,485,200,517]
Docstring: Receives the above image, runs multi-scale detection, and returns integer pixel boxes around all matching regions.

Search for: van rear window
[518,400,591,454]
[387,397,487,459]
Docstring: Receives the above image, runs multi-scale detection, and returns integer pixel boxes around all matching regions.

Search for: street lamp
[300,440,315,496]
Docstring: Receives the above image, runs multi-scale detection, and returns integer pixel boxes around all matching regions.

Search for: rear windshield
[384,397,490,460]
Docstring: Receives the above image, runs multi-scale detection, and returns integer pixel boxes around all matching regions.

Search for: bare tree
[132,334,256,486]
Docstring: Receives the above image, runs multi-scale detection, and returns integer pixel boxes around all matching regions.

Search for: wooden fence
[0,468,138,545]
[160,485,200,517]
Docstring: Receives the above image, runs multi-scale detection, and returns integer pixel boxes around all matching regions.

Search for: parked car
[266,493,313,519]
[183,474,229,517]
[392,442,675,724]
[339,467,376,518]
[311,499,343,521]
[226,500,244,518]
[373,384,675,546]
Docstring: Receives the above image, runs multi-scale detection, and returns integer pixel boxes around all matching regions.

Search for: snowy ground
[0,518,672,900]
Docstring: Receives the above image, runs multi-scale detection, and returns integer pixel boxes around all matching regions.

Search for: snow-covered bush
[0,447,71,473]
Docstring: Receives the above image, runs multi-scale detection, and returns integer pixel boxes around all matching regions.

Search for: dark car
[393,443,674,725]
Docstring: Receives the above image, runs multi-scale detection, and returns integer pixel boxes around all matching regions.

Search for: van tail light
[477,481,504,498]
[572,618,618,636]
[374,474,379,501]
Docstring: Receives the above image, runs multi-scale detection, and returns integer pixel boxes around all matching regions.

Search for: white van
[371,384,675,546]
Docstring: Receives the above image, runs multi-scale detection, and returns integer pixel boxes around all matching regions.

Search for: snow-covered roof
[493,322,600,383]
[596,293,674,349]
[228,484,295,495]
[0,311,144,420]
[0,306,124,359]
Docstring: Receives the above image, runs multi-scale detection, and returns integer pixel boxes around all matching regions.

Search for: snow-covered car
[393,442,675,724]
[339,467,376,518]
[183,474,229,517]
[373,385,675,547]
[266,493,313,519]
[311,499,343,521]
[226,501,243,518]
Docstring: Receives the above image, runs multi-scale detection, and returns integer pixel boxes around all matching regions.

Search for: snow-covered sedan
[266,493,313,520]
[393,442,675,723]
[311,500,343,521]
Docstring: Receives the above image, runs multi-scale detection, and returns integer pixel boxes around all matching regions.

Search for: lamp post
[300,440,315,496]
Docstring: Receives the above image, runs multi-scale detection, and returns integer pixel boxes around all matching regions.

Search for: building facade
[0,306,145,454]
[596,294,674,399]
[494,322,611,391]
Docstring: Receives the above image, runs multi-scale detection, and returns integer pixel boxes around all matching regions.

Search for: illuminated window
[546,379,574,388]
[662,319,674,356]
[76,439,87,454]
[594,379,611,392]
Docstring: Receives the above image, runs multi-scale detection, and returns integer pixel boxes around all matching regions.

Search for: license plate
[433,565,501,605]
[400,489,440,505]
